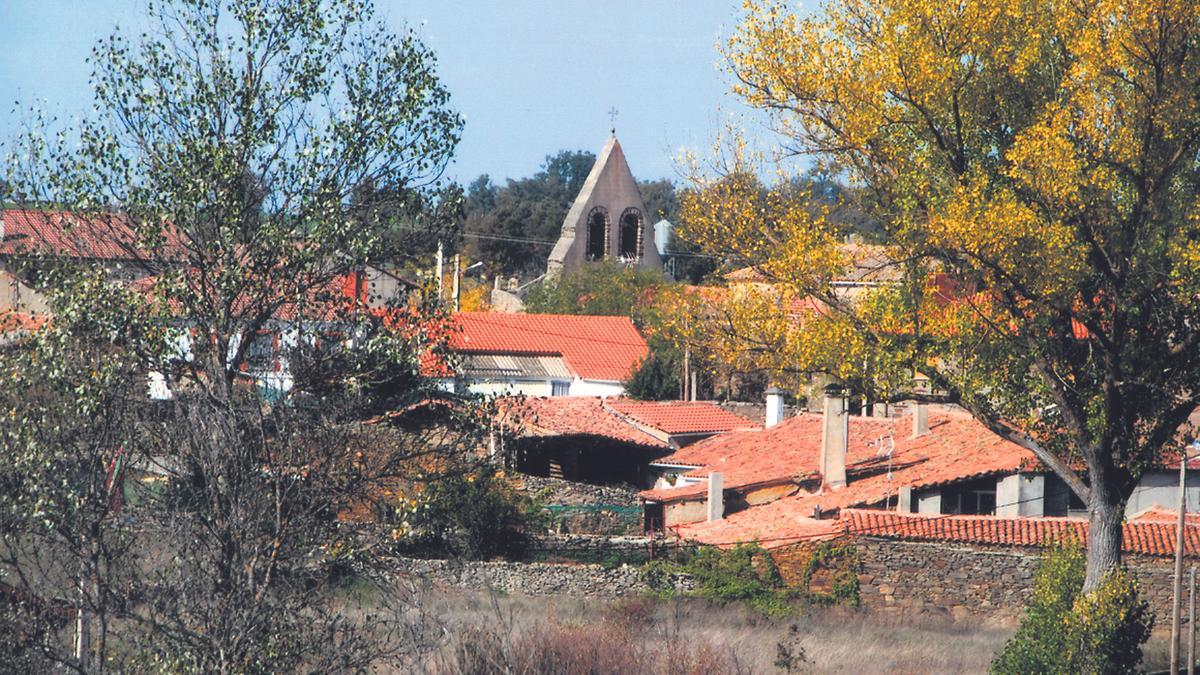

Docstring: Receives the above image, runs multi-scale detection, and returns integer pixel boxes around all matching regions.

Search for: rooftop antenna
[608,107,619,136]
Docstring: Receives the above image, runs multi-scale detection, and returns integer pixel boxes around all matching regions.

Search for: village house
[0,209,178,316]
[494,396,754,486]
[641,388,1200,544]
[438,312,649,398]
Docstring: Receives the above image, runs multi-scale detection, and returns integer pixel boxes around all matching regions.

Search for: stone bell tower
[546,133,663,277]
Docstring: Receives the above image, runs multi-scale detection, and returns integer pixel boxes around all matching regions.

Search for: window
[551,381,570,397]
[586,207,608,261]
[941,477,998,515]
[619,208,642,260]
[245,331,276,371]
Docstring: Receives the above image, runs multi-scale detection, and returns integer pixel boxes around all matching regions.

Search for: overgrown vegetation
[644,543,860,617]
[395,467,545,560]
[991,540,1153,674]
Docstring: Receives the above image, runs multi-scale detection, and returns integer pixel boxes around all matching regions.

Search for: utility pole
[452,253,461,311]
[1190,565,1196,675]
[1172,449,1189,674]
[435,240,444,302]
[686,345,696,398]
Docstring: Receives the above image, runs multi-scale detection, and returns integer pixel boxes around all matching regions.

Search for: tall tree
[463,150,595,276]
[2,0,467,668]
[686,0,1200,588]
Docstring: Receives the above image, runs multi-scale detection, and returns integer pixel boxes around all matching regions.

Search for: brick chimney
[820,385,849,489]
[765,386,784,428]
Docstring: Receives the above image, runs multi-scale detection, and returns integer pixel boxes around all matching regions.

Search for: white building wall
[568,378,625,397]
[464,379,555,398]
[1126,470,1200,516]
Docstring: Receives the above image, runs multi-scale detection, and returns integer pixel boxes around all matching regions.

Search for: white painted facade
[440,375,626,399]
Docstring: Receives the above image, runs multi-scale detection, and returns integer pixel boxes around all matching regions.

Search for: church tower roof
[546,134,662,276]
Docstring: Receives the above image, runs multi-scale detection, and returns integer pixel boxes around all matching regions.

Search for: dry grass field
[414,591,1018,674]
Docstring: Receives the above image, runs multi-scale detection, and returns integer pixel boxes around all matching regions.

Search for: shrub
[991,540,1153,674]
[437,616,754,674]
[397,466,543,560]
[624,351,682,401]
[645,544,797,617]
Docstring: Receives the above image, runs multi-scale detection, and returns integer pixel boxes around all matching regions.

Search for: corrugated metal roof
[460,354,572,380]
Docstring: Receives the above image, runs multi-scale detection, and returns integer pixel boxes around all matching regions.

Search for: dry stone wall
[519,475,642,535]
[386,555,692,597]
[851,537,1184,624]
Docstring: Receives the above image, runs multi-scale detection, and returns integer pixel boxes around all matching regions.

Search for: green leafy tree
[992,541,1152,674]
[625,352,683,401]
[525,260,663,316]
[464,150,595,276]
[2,0,468,669]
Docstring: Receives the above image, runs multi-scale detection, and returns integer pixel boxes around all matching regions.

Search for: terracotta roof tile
[0,209,182,260]
[841,509,1200,558]
[605,399,758,435]
[0,311,49,333]
[645,412,1037,520]
[640,413,898,501]
[448,312,648,382]
[497,396,666,448]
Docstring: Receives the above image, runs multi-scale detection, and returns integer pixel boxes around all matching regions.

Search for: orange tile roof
[448,312,648,382]
[604,399,758,435]
[0,209,183,260]
[0,311,49,333]
[640,413,898,501]
[497,396,667,448]
[1127,505,1200,526]
[675,503,844,549]
[643,412,1036,508]
[841,509,1200,558]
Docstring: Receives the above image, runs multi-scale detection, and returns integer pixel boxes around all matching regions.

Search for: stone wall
[518,475,642,535]
[851,537,1183,624]
[386,555,691,597]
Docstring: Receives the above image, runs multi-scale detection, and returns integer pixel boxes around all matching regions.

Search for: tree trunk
[1085,479,1126,591]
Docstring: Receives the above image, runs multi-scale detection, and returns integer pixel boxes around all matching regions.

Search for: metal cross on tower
[608,107,619,135]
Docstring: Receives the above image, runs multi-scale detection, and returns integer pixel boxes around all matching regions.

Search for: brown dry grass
[414,591,1017,674]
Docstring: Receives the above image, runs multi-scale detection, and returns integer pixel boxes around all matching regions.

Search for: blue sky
[0,0,784,186]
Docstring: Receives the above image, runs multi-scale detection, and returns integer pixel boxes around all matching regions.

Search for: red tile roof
[448,312,648,382]
[1128,506,1200,526]
[644,411,1037,504]
[605,399,758,435]
[0,311,49,333]
[640,413,897,501]
[0,209,182,260]
[497,396,667,448]
[841,509,1200,558]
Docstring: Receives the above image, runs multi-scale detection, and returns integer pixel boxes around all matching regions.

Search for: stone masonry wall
[518,475,642,535]
[853,537,1184,624]
[385,555,692,597]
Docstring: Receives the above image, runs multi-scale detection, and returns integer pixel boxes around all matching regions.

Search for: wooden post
[1190,565,1196,675]
[1172,451,1189,674]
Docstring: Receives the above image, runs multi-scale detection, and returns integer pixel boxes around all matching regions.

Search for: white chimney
[820,386,849,489]
[0,214,5,241]
[912,402,930,438]
[765,387,784,428]
[707,471,725,521]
